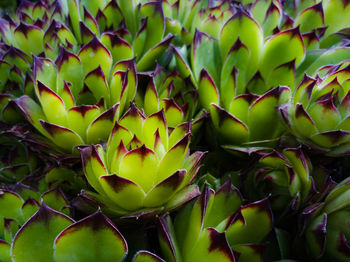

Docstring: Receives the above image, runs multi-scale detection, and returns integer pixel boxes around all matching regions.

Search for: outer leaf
[101,33,133,63]
[137,34,174,72]
[210,104,249,145]
[14,23,43,55]
[78,36,112,78]
[259,28,305,81]
[224,198,273,246]
[198,69,219,111]
[86,104,119,144]
[187,228,235,262]
[191,30,220,85]
[140,1,165,53]
[133,251,166,262]
[54,210,127,262]
[220,10,263,81]
[119,145,158,192]
[0,190,23,223]
[11,204,74,262]
[0,240,11,262]
[204,181,242,228]
[40,120,84,152]
[99,174,145,211]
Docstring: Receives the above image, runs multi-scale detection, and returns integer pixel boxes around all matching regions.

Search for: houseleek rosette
[0,0,174,72]
[0,199,162,262]
[209,86,291,151]
[280,61,350,156]
[0,46,35,123]
[158,181,273,261]
[5,203,128,262]
[0,133,38,183]
[246,148,313,211]
[162,0,234,44]
[79,104,205,216]
[0,186,74,246]
[302,176,350,261]
[174,6,350,103]
[139,64,207,133]
[11,36,140,153]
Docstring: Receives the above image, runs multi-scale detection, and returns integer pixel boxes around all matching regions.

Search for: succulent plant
[0,132,38,183]
[138,64,207,133]
[1,0,350,261]
[301,176,350,261]
[8,204,128,262]
[245,147,313,212]
[280,61,350,156]
[162,0,235,44]
[158,181,273,261]
[14,44,133,153]
[79,104,205,216]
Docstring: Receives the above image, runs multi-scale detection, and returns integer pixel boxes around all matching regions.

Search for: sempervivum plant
[162,0,235,43]
[158,182,273,261]
[0,132,38,183]
[0,186,73,247]
[280,61,350,156]
[79,104,205,216]
[8,205,128,262]
[301,176,350,261]
[139,64,207,131]
[12,36,139,153]
[245,148,313,212]
[0,46,35,123]
[0,0,175,72]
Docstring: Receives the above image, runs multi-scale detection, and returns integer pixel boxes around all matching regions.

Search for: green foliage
[1,0,350,261]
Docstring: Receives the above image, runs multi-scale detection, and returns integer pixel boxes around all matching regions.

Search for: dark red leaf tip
[55,47,80,71]
[70,105,98,117]
[208,228,235,261]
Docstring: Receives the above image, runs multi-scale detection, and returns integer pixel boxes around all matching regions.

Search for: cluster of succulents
[1,0,350,261]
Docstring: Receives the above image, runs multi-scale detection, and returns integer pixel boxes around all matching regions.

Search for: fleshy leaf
[68,105,100,141]
[294,3,324,33]
[42,188,70,216]
[248,87,291,141]
[198,69,219,111]
[78,36,112,78]
[220,10,263,81]
[54,210,127,262]
[40,120,84,153]
[259,27,305,81]
[133,251,166,262]
[119,145,158,192]
[210,103,249,145]
[14,23,44,55]
[101,32,133,63]
[144,170,186,207]
[0,190,23,223]
[11,204,74,262]
[137,34,174,72]
[86,104,119,144]
[225,198,273,246]
[157,134,190,182]
[36,81,67,126]
[99,174,145,211]
[0,240,11,262]
[33,56,57,93]
[305,213,327,258]
[204,181,242,228]
[186,228,235,262]
[191,30,220,85]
